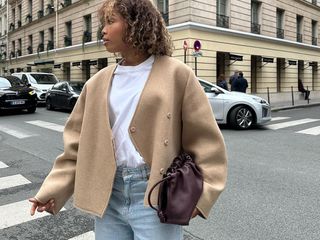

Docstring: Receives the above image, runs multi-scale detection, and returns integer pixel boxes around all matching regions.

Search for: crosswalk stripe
[296,126,320,136]
[0,200,66,230]
[266,118,320,130]
[0,174,31,190]
[69,231,95,240]
[271,117,291,121]
[0,161,8,169]
[26,120,64,132]
[0,125,37,139]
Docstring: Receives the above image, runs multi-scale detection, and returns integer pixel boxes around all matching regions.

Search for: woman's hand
[29,198,55,216]
[191,208,200,218]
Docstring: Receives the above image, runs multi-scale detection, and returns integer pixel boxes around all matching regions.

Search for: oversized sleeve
[34,84,87,214]
[181,71,227,219]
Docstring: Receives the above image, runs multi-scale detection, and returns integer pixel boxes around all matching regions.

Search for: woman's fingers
[29,198,55,215]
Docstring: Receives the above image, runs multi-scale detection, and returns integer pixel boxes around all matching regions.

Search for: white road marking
[26,120,64,132]
[0,174,31,190]
[296,126,320,136]
[69,231,95,240]
[0,161,8,169]
[0,200,66,230]
[266,118,320,130]
[270,117,291,121]
[0,125,37,139]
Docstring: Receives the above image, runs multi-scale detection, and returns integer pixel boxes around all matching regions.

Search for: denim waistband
[116,164,150,180]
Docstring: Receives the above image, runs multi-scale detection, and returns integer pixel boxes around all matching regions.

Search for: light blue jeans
[95,164,183,240]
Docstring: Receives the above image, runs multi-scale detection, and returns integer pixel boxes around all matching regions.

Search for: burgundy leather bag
[147,152,203,225]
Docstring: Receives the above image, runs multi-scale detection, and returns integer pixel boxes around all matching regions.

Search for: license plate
[11,100,25,105]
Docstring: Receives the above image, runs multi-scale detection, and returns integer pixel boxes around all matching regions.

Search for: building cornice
[167,21,320,51]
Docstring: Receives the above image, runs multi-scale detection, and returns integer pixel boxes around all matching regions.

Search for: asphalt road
[0,106,319,240]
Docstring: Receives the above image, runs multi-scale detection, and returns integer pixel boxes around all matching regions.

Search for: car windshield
[30,74,58,84]
[0,78,11,88]
[69,82,84,92]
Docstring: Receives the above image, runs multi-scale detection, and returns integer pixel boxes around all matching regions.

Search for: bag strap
[147,175,172,211]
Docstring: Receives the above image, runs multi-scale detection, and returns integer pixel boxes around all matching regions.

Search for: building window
[64,21,72,46]
[28,35,33,54]
[216,0,229,28]
[157,0,168,25]
[18,5,22,27]
[83,15,92,43]
[48,27,54,50]
[10,8,15,31]
[26,0,33,23]
[17,39,22,56]
[296,15,303,43]
[312,0,317,5]
[312,20,317,46]
[276,8,284,39]
[11,41,15,58]
[38,31,45,52]
[251,0,261,34]
[38,0,44,19]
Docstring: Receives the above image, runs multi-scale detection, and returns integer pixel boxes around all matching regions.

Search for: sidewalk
[271,97,320,111]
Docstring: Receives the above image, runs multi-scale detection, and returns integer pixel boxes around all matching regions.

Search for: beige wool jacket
[35,55,227,219]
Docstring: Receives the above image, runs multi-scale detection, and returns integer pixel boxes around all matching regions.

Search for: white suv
[12,72,59,102]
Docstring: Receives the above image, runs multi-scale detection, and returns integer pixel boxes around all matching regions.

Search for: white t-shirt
[108,55,155,167]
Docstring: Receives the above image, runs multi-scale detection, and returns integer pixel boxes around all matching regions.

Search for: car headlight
[252,97,269,105]
[28,90,36,95]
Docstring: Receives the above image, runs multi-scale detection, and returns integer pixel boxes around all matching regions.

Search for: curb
[271,102,320,112]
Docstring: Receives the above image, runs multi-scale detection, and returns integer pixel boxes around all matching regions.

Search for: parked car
[45,81,85,111]
[0,76,37,113]
[11,72,59,103]
[199,79,271,129]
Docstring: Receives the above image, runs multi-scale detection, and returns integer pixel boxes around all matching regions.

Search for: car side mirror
[211,87,221,94]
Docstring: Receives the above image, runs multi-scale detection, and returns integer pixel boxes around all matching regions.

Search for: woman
[29,0,227,239]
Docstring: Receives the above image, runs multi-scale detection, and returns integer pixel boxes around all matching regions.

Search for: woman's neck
[121,51,150,66]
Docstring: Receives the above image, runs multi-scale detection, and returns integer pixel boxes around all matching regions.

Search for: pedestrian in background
[229,70,239,91]
[217,74,228,90]
[29,0,227,240]
[232,71,248,93]
[298,78,310,100]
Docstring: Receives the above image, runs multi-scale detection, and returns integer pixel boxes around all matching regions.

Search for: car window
[69,82,84,92]
[30,74,58,84]
[0,78,12,88]
[199,80,213,93]
[22,75,29,85]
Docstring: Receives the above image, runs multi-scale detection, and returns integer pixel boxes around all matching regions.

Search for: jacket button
[164,139,169,146]
[167,113,171,119]
[160,168,165,174]
[130,126,136,133]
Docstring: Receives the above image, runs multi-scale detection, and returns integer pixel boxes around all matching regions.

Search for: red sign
[183,40,188,51]
[193,40,201,51]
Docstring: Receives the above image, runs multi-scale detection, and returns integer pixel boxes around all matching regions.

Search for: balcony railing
[277,28,284,39]
[297,33,303,43]
[217,14,229,28]
[251,22,261,34]
[312,0,317,5]
[312,37,318,46]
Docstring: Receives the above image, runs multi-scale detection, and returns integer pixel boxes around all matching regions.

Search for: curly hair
[98,0,173,56]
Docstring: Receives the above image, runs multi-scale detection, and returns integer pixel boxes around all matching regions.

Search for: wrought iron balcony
[312,37,318,46]
[217,14,229,28]
[297,33,303,43]
[251,22,261,34]
[276,28,284,39]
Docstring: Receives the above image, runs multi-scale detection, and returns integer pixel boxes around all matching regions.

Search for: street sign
[263,57,274,63]
[193,40,201,51]
[229,54,243,61]
[183,40,188,51]
[288,60,297,65]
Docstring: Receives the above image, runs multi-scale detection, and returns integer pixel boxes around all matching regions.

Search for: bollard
[307,86,309,104]
[291,86,294,106]
[267,87,270,105]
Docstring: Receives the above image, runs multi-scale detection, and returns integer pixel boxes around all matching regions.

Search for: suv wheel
[230,106,254,129]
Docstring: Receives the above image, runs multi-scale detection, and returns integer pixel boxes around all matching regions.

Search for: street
[0,106,320,240]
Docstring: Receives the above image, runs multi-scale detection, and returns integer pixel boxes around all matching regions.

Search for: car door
[199,81,225,121]
[58,83,71,108]
[50,82,64,107]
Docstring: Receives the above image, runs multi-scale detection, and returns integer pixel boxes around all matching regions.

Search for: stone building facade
[1,0,320,100]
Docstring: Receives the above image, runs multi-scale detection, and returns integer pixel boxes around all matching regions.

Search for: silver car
[199,79,271,129]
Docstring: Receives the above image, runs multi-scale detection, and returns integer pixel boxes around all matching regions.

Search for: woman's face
[101,10,130,54]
